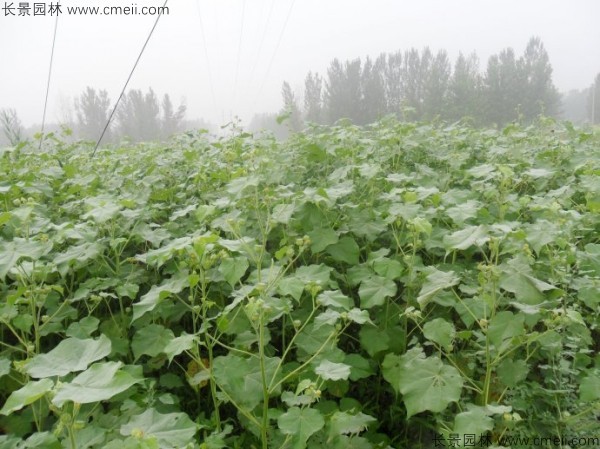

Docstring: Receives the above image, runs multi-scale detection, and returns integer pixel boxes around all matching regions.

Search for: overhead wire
[91,0,169,158]
[252,0,296,111]
[195,0,218,115]
[40,13,59,151]
[248,0,276,90]
[232,0,246,113]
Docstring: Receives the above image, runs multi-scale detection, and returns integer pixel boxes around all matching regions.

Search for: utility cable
[252,0,296,111]
[40,13,59,151]
[195,0,218,114]
[91,0,168,158]
[232,0,246,111]
[248,0,276,89]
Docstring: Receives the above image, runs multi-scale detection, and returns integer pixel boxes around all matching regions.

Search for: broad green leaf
[417,268,460,308]
[0,239,53,280]
[53,362,142,406]
[272,203,295,224]
[423,318,455,349]
[308,228,339,253]
[131,324,175,360]
[466,163,495,179]
[0,379,53,415]
[453,407,494,437]
[0,358,11,377]
[20,432,61,449]
[295,323,336,355]
[54,242,104,273]
[26,335,111,378]
[328,435,373,449]
[132,274,188,321]
[499,257,556,304]
[409,217,432,235]
[497,359,528,387]
[315,309,340,328]
[121,409,197,449]
[317,290,353,311]
[354,214,388,239]
[443,225,489,251]
[301,143,327,162]
[372,257,404,280]
[277,407,324,448]
[226,175,260,196]
[195,204,217,223]
[579,243,600,276]
[580,373,600,402]
[327,237,360,265]
[65,316,100,339]
[359,276,397,309]
[82,196,121,223]
[382,349,463,418]
[445,200,481,225]
[315,360,351,381]
[278,276,305,301]
[359,326,390,357]
[212,355,281,410]
[487,311,525,353]
[294,264,333,287]
[163,333,197,363]
[219,256,249,287]
[170,204,197,221]
[329,411,376,436]
[324,180,354,201]
[346,265,372,287]
[139,236,194,267]
[524,220,560,254]
[344,354,375,381]
[346,308,371,324]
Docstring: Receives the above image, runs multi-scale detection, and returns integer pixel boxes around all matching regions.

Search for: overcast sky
[1,0,599,127]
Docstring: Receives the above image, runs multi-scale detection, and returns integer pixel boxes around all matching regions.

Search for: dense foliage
[288,37,564,127]
[0,118,599,449]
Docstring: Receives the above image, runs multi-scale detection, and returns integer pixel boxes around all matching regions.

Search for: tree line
[0,87,188,147]
[281,37,598,129]
[74,87,187,142]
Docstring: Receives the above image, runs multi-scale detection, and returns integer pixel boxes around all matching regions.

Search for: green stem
[259,313,270,449]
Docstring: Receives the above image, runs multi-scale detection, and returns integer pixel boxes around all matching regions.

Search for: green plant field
[0,118,599,449]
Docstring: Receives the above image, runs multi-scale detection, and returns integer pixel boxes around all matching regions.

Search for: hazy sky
[1,0,599,127]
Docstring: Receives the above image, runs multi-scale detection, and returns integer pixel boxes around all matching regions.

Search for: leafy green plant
[1,118,599,448]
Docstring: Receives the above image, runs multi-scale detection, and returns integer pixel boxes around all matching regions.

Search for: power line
[232,0,247,111]
[195,0,218,114]
[252,0,296,111]
[248,0,276,88]
[91,0,168,158]
[40,13,59,151]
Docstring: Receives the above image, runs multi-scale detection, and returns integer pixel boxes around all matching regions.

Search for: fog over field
[0,0,598,129]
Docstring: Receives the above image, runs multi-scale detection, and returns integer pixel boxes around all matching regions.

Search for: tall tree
[75,87,111,141]
[519,37,560,119]
[361,54,387,124]
[384,51,403,117]
[117,88,160,141]
[483,48,523,125]
[161,94,186,139]
[587,73,600,125]
[325,58,363,124]
[281,81,303,132]
[448,52,482,122]
[422,50,451,120]
[303,71,323,123]
[0,108,24,146]
[400,48,432,119]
